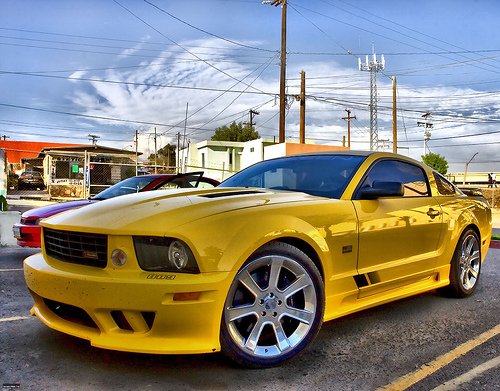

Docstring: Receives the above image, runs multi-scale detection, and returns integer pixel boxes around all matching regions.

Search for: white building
[180,138,349,182]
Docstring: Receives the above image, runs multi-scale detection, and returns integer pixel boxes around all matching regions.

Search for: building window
[55,160,83,179]
[250,147,255,152]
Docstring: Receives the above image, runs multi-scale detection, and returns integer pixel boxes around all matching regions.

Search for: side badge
[342,245,353,254]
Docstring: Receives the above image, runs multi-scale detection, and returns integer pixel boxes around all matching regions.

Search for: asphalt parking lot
[1,246,499,391]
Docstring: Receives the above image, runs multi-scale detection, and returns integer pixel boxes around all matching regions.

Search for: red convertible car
[13,172,219,247]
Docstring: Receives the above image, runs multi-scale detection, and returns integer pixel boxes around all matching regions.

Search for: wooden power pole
[392,76,397,153]
[263,0,287,143]
[300,70,305,144]
[342,109,356,149]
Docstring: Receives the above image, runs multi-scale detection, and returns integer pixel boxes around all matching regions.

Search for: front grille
[44,228,108,268]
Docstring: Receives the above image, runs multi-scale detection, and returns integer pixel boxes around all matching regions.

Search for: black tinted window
[359,160,429,197]
[434,172,457,195]
[219,155,365,199]
[93,176,157,200]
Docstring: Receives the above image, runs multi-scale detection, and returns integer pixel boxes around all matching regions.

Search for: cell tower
[359,53,385,151]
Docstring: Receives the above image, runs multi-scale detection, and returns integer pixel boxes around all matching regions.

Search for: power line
[143,0,274,53]
[0,70,275,96]
[112,0,268,95]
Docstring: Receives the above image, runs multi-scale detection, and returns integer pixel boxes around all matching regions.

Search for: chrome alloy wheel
[458,233,480,291]
[224,254,319,358]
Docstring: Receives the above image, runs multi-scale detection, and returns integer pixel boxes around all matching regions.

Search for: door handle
[427,208,440,218]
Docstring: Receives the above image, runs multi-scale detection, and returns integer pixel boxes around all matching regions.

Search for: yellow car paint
[23,151,492,362]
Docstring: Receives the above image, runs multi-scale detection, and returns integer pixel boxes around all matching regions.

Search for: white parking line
[430,355,500,391]
[376,323,500,390]
[0,269,23,272]
[0,316,30,322]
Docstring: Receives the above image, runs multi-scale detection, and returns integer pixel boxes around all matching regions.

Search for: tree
[211,121,259,142]
[422,153,448,175]
[148,144,176,168]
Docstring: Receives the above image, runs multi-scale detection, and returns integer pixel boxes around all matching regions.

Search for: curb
[490,240,500,249]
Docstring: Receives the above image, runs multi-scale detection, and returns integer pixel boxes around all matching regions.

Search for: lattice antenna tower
[359,52,385,151]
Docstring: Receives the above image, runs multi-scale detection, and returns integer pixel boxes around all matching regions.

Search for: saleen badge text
[147,274,176,280]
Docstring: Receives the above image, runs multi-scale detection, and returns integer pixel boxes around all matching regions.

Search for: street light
[463,152,478,186]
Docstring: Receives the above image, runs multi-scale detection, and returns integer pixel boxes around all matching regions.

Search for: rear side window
[358,159,430,197]
[434,172,457,195]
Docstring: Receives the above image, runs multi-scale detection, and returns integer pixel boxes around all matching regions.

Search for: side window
[360,160,430,197]
[194,179,216,189]
[433,172,457,195]
[157,178,183,190]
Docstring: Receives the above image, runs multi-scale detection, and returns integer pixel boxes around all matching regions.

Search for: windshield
[92,176,158,200]
[21,171,42,177]
[219,154,365,199]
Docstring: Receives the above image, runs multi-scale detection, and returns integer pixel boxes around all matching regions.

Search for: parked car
[13,172,219,247]
[24,152,491,367]
[17,170,45,190]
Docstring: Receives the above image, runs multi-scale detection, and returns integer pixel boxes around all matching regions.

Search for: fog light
[111,249,127,267]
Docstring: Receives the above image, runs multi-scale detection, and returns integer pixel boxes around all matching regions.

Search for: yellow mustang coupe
[24,151,491,367]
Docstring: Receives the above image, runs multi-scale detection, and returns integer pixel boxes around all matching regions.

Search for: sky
[1,0,500,173]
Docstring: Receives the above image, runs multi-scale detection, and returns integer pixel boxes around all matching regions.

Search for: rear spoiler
[458,187,485,197]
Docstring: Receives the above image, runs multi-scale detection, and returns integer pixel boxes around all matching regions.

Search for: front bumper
[24,253,235,354]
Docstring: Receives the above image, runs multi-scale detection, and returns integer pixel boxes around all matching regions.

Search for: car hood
[41,187,321,235]
[22,199,97,219]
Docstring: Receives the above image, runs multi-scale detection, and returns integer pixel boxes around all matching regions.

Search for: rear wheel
[220,242,324,368]
[439,228,481,298]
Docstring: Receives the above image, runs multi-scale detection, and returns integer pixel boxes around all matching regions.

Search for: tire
[220,242,325,368]
[439,228,481,298]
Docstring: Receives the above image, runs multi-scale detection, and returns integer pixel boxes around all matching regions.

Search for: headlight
[133,236,200,274]
[168,240,190,270]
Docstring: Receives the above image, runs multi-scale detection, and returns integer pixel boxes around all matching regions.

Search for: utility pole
[417,112,433,156]
[135,130,138,176]
[342,109,356,149]
[249,109,260,129]
[154,127,157,174]
[1,135,10,141]
[177,132,181,174]
[358,51,385,151]
[299,70,305,144]
[263,0,287,143]
[88,134,100,145]
[392,76,397,153]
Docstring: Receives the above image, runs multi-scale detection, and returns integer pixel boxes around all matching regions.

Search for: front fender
[173,199,358,281]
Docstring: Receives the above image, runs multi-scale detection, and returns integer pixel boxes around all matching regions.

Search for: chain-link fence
[85,161,176,197]
[7,150,178,200]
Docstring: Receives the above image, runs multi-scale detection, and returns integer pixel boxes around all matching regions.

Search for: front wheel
[220,242,325,368]
[439,228,481,298]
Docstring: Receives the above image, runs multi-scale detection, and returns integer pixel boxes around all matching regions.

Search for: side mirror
[360,181,404,200]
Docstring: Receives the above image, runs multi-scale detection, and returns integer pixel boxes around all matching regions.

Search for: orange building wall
[0,140,85,164]
[285,143,349,156]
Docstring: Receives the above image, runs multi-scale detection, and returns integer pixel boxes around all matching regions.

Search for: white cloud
[69,70,87,81]
[69,38,500,173]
